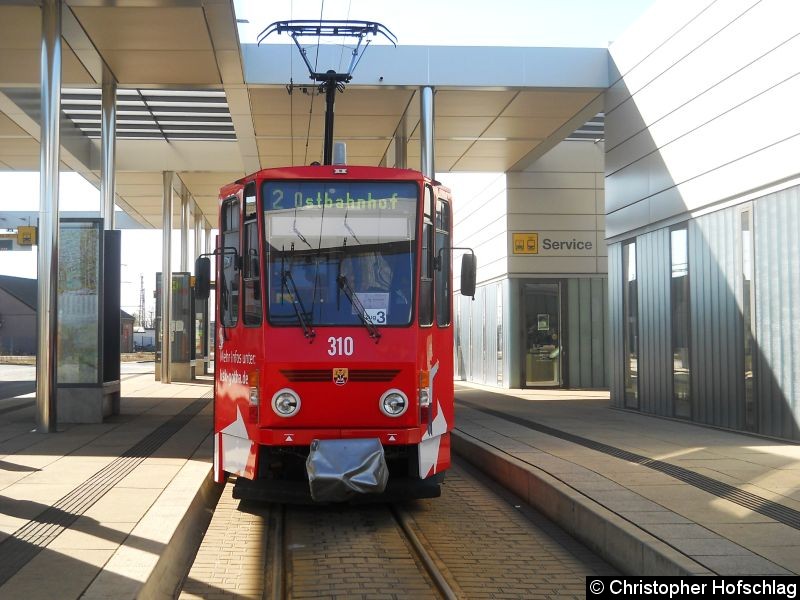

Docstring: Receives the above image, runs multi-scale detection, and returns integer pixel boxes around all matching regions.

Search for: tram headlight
[271,388,301,417]
[380,389,408,417]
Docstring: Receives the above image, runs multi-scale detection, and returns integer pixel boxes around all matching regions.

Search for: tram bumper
[306,438,388,502]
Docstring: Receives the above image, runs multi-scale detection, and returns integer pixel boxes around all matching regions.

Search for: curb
[142,468,224,600]
[451,429,713,576]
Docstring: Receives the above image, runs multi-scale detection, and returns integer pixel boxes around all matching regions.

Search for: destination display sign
[262,181,417,212]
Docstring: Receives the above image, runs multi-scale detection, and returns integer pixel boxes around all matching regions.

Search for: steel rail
[390,504,460,600]
[265,503,285,600]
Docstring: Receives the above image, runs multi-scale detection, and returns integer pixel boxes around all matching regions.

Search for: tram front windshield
[263,180,418,327]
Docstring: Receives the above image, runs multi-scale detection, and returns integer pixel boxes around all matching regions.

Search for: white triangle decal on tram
[284,434,294,442]
[388,435,396,442]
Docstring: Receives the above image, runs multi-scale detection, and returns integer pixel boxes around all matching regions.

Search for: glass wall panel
[740,209,757,431]
[496,282,503,385]
[622,241,639,408]
[523,282,561,386]
[671,226,690,418]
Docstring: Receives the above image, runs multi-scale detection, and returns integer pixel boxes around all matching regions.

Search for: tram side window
[419,186,434,326]
[243,219,262,326]
[221,198,240,327]
[244,181,257,220]
[435,198,451,326]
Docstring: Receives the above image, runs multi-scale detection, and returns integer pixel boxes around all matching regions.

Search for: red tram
[196,163,475,502]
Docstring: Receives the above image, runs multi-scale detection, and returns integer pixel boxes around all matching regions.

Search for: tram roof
[0,1,609,229]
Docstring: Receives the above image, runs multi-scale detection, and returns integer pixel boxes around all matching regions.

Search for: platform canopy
[0,0,608,228]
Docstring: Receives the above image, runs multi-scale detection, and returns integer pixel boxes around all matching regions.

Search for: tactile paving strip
[0,392,211,586]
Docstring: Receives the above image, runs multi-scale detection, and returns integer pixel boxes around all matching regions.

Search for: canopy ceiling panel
[71,6,220,86]
[252,115,325,138]
[483,116,567,139]
[99,51,220,86]
[334,88,414,116]
[434,90,517,116]
[331,115,398,138]
[460,139,538,160]
[503,90,598,117]
[0,113,28,138]
[0,0,607,228]
[248,88,294,115]
[0,107,35,171]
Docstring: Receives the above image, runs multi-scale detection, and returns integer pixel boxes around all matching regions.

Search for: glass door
[523,282,562,386]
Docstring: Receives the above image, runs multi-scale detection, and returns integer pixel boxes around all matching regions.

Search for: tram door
[523,282,562,386]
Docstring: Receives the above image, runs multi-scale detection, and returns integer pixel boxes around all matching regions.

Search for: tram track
[390,503,460,600]
[263,501,459,600]
[264,503,284,600]
[183,462,614,599]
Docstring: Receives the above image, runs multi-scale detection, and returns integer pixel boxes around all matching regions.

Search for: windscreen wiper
[337,274,381,342]
[282,270,316,341]
[343,207,361,245]
[293,208,312,249]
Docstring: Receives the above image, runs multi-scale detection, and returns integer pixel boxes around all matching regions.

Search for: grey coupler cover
[306,438,389,502]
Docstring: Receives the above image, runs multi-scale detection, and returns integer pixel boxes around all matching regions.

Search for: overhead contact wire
[290,0,294,164]
[337,0,353,72]
[303,0,325,165]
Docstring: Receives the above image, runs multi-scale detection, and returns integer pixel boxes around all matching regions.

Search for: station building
[602,0,800,439]
[453,0,800,440]
[453,137,608,390]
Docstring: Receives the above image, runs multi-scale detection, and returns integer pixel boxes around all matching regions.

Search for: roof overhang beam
[243,44,610,89]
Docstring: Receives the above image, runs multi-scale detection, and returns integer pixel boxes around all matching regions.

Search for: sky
[0,0,655,322]
[235,0,655,48]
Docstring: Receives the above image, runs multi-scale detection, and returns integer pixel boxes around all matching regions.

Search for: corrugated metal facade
[689,209,743,430]
[455,283,502,386]
[755,186,800,439]
[604,0,800,437]
[608,244,623,403]
[456,276,606,388]
[609,184,800,440]
[566,278,608,388]
[636,229,672,415]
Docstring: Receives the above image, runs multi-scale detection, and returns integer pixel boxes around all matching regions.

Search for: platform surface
[0,372,216,599]
[453,382,800,576]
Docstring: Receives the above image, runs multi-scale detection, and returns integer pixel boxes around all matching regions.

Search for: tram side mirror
[195,257,211,300]
[460,253,477,298]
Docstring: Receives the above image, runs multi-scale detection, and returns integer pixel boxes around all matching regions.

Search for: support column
[161,171,173,384]
[36,0,62,433]
[193,204,202,270]
[419,86,435,178]
[395,118,407,169]
[180,188,189,272]
[99,64,116,230]
[196,214,206,374]
[204,223,212,255]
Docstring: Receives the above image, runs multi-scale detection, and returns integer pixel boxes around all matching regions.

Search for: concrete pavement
[0,372,219,599]
[453,382,800,576]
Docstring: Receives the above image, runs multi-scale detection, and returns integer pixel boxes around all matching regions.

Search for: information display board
[57,220,101,384]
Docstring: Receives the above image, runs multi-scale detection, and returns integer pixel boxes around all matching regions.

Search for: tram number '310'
[327,336,354,356]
